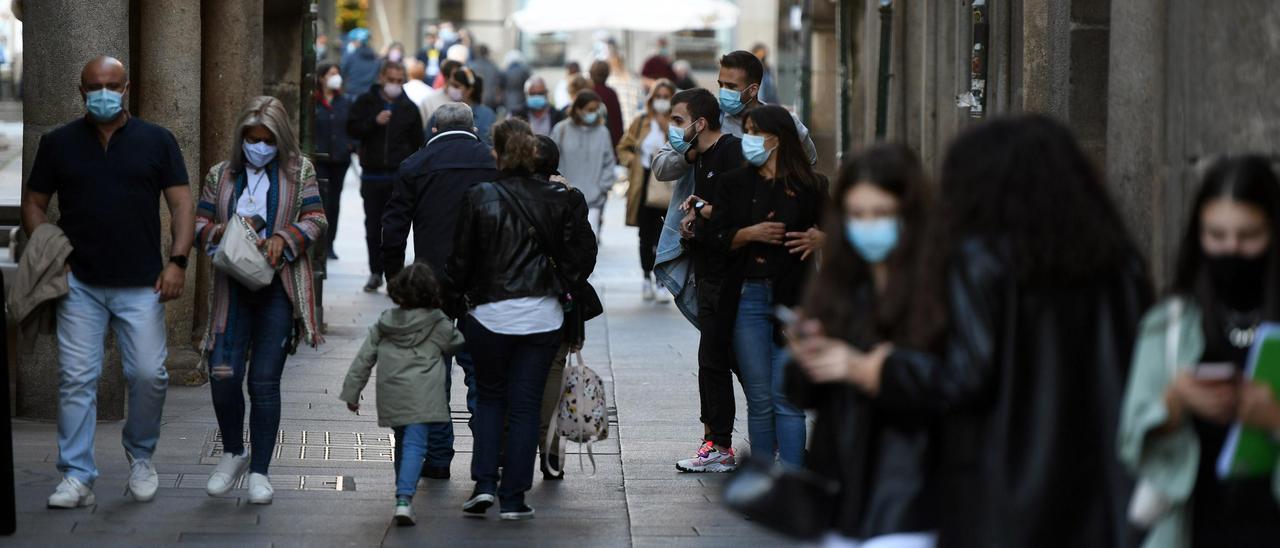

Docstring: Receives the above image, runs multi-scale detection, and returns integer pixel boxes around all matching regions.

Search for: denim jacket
[652,169,699,327]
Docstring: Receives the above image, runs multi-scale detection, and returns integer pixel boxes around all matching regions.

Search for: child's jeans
[393,422,445,498]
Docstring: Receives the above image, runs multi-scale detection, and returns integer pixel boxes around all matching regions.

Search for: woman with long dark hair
[707,104,827,466]
[791,144,944,547]
[797,115,1151,547]
[1119,156,1280,548]
[446,119,597,520]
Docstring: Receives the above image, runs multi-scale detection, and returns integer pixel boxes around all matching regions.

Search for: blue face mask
[581,110,599,125]
[242,139,278,168]
[741,134,774,166]
[718,86,750,115]
[85,89,124,122]
[667,120,700,154]
[526,94,548,111]
[846,218,900,264]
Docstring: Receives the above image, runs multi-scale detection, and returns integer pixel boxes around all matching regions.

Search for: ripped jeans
[208,276,294,475]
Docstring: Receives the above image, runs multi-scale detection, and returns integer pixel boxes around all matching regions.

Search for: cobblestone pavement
[7,177,795,547]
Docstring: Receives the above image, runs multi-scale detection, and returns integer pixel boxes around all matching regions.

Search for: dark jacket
[346,85,425,173]
[502,62,533,114]
[510,106,566,131]
[341,46,380,95]
[789,282,941,540]
[706,167,827,318]
[593,83,625,147]
[314,92,354,160]
[445,174,597,315]
[878,237,1152,548]
[381,131,499,280]
[469,56,505,110]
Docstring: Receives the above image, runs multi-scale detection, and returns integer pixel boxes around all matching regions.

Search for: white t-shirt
[237,166,270,237]
[470,296,564,336]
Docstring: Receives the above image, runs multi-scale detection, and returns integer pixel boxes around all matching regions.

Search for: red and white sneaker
[675,440,738,473]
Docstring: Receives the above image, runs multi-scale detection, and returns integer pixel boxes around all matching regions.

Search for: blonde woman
[617,79,677,302]
[194,96,328,504]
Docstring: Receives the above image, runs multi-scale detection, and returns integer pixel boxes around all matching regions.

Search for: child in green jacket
[340,264,464,526]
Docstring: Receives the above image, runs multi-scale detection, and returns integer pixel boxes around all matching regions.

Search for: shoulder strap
[492,180,569,283]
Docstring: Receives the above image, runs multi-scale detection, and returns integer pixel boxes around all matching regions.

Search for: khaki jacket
[8,223,72,349]
[617,112,660,227]
[340,308,464,427]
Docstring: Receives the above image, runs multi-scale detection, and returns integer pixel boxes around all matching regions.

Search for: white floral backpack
[543,351,609,476]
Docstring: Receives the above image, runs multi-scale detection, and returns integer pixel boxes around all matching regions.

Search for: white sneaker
[47,477,95,509]
[126,455,159,502]
[654,280,671,304]
[393,500,416,526]
[247,473,273,504]
[642,279,656,302]
[206,448,251,496]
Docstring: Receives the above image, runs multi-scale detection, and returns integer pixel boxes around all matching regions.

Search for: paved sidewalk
[7,177,795,547]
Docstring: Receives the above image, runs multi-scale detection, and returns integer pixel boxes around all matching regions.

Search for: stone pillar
[18,1,130,419]
[138,0,203,385]
[196,0,264,332]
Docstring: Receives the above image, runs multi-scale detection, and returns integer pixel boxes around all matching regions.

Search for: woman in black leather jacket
[790,144,946,546]
[795,115,1153,548]
[445,119,597,521]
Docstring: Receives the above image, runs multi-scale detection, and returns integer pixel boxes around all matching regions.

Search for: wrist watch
[169,255,189,270]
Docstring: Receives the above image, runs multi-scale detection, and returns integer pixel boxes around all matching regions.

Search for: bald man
[23,56,193,508]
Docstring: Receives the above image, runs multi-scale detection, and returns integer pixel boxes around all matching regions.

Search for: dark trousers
[315,160,350,252]
[465,319,562,509]
[360,174,394,275]
[697,293,737,449]
[637,205,664,275]
[209,277,293,475]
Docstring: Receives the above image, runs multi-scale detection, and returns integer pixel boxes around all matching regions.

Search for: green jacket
[340,308,464,427]
[1118,297,1280,548]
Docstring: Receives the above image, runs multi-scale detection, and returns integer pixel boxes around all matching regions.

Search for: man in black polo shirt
[22,56,194,508]
[656,88,746,473]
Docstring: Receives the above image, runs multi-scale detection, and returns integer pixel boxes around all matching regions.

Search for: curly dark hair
[387,263,443,309]
[940,114,1135,285]
[802,143,945,349]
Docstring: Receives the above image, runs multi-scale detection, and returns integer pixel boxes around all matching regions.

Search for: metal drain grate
[203,430,396,465]
[148,473,356,491]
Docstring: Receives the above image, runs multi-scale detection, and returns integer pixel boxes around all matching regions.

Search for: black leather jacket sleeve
[559,188,598,284]
[877,241,1004,414]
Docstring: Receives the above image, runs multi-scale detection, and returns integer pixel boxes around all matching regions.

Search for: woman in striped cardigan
[194,95,327,505]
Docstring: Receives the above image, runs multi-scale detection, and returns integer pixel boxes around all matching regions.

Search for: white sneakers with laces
[642,279,656,302]
[247,473,274,505]
[47,477,95,509]
[206,449,251,496]
[126,455,159,502]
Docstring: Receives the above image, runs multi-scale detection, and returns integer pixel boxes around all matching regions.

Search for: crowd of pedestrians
[17,23,1280,548]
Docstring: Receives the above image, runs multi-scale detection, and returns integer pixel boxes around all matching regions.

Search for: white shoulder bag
[1127,299,1182,527]
[212,215,275,291]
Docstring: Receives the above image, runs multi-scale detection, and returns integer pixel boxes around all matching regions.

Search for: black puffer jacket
[444,174,597,315]
[878,236,1152,548]
[346,84,424,172]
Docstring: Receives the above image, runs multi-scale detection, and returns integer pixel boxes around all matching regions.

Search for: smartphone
[1194,362,1238,382]
[774,305,799,330]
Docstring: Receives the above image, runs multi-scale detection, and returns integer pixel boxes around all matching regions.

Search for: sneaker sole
[47,493,95,509]
[247,495,273,505]
[462,494,495,515]
[127,485,158,502]
[499,510,535,521]
[675,462,738,473]
[393,513,416,526]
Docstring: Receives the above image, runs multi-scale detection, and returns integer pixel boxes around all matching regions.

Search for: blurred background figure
[605,43,644,130]
[751,43,778,105]
[416,25,440,83]
[554,61,582,111]
[313,62,355,260]
[641,37,677,89]
[468,44,504,112]
[382,41,406,64]
[553,90,617,239]
[402,59,432,124]
[673,60,697,90]
[513,75,563,137]
[616,79,677,303]
[502,50,532,117]
[340,28,378,96]
[448,67,496,145]
[589,60,623,148]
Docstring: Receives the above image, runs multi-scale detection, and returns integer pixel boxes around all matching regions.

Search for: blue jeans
[208,277,293,475]
[394,423,445,498]
[733,280,806,466]
[465,319,562,510]
[56,273,169,486]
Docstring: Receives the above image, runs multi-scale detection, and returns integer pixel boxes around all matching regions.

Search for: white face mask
[383,82,403,99]
[242,139,278,168]
[325,74,342,91]
[447,86,465,102]
[652,99,671,114]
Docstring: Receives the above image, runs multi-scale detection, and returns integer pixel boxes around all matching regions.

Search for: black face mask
[1205,252,1269,311]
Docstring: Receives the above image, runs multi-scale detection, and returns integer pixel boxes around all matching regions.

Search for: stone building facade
[825,0,1280,286]
[17,0,312,419]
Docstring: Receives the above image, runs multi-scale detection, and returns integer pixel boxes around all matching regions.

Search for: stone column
[196,0,263,333]
[18,1,130,419]
[138,0,203,385]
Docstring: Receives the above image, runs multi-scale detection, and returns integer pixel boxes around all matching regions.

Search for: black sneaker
[462,489,495,516]
[499,504,535,521]
[421,466,450,479]
[363,274,383,293]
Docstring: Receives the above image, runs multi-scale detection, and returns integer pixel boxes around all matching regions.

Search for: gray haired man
[379,102,500,478]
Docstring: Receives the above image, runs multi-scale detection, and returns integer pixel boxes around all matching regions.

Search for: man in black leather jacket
[346,60,424,292]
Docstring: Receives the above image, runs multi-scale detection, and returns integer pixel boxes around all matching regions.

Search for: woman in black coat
[313,62,354,258]
[794,115,1153,548]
